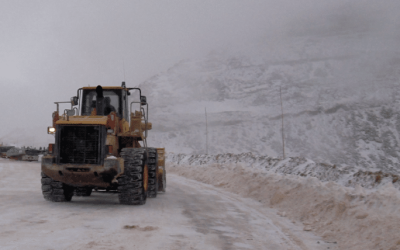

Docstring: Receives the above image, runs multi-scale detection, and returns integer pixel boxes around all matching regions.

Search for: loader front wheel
[118,148,148,205]
[41,172,74,202]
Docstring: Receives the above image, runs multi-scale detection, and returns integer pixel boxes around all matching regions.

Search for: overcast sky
[0,0,399,146]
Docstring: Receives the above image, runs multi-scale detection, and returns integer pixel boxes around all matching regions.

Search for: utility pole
[280,86,286,159]
[205,107,208,155]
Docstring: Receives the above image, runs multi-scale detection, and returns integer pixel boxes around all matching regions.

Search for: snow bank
[168,152,400,191]
[168,160,400,249]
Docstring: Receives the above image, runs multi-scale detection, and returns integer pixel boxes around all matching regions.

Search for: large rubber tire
[75,187,93,196]
[158,165,166,192]
[118,148,148,205]
[147,148,158,198]
[41,172,74,202]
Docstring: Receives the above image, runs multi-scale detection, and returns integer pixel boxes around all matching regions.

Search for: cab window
[81,89,122,117]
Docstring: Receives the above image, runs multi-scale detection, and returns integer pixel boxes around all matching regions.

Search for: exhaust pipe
[96,85,104,116]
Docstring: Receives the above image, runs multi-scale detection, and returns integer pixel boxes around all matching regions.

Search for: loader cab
[80,87,129,120]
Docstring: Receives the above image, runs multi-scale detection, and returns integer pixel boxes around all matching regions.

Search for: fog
[0,0,399,147]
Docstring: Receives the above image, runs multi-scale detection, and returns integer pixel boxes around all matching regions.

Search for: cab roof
[82,86,128,90]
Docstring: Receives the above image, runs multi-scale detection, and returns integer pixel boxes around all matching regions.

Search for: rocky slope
[141,10,400,173]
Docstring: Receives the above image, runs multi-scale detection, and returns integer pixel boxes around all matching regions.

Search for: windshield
[81,89,122,117]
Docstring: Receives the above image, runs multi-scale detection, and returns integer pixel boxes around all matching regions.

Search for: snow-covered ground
[0,158,338,250]
[168,155,400,250]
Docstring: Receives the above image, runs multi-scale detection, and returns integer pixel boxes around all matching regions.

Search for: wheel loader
[41,82,166,205]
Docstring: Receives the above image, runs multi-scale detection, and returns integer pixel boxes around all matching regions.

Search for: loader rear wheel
[147,148,158,198]
[158,166,166,192]
[75,187,93,196]
[118,148,148,205]
[41,172,74,202]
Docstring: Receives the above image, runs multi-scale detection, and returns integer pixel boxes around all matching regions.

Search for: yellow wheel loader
[41,82,166,205]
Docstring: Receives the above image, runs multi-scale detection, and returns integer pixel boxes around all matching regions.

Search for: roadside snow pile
[168,163,400,250]
[168,152,400,191]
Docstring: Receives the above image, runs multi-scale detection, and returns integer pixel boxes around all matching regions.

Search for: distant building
[0,146,15,158]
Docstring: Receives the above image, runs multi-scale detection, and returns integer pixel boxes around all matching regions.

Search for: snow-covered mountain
[142,11,400,174]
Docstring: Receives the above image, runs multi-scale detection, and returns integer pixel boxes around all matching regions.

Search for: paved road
[0,159,335,250]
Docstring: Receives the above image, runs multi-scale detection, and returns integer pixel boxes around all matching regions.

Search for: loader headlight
[48,127,56,134]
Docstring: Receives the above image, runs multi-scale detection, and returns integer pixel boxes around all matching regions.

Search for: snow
[168,152,400,191]
[0,158,339,250]
[168,159,400,250]
[137,29,400,175]
[0,4,399,249]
